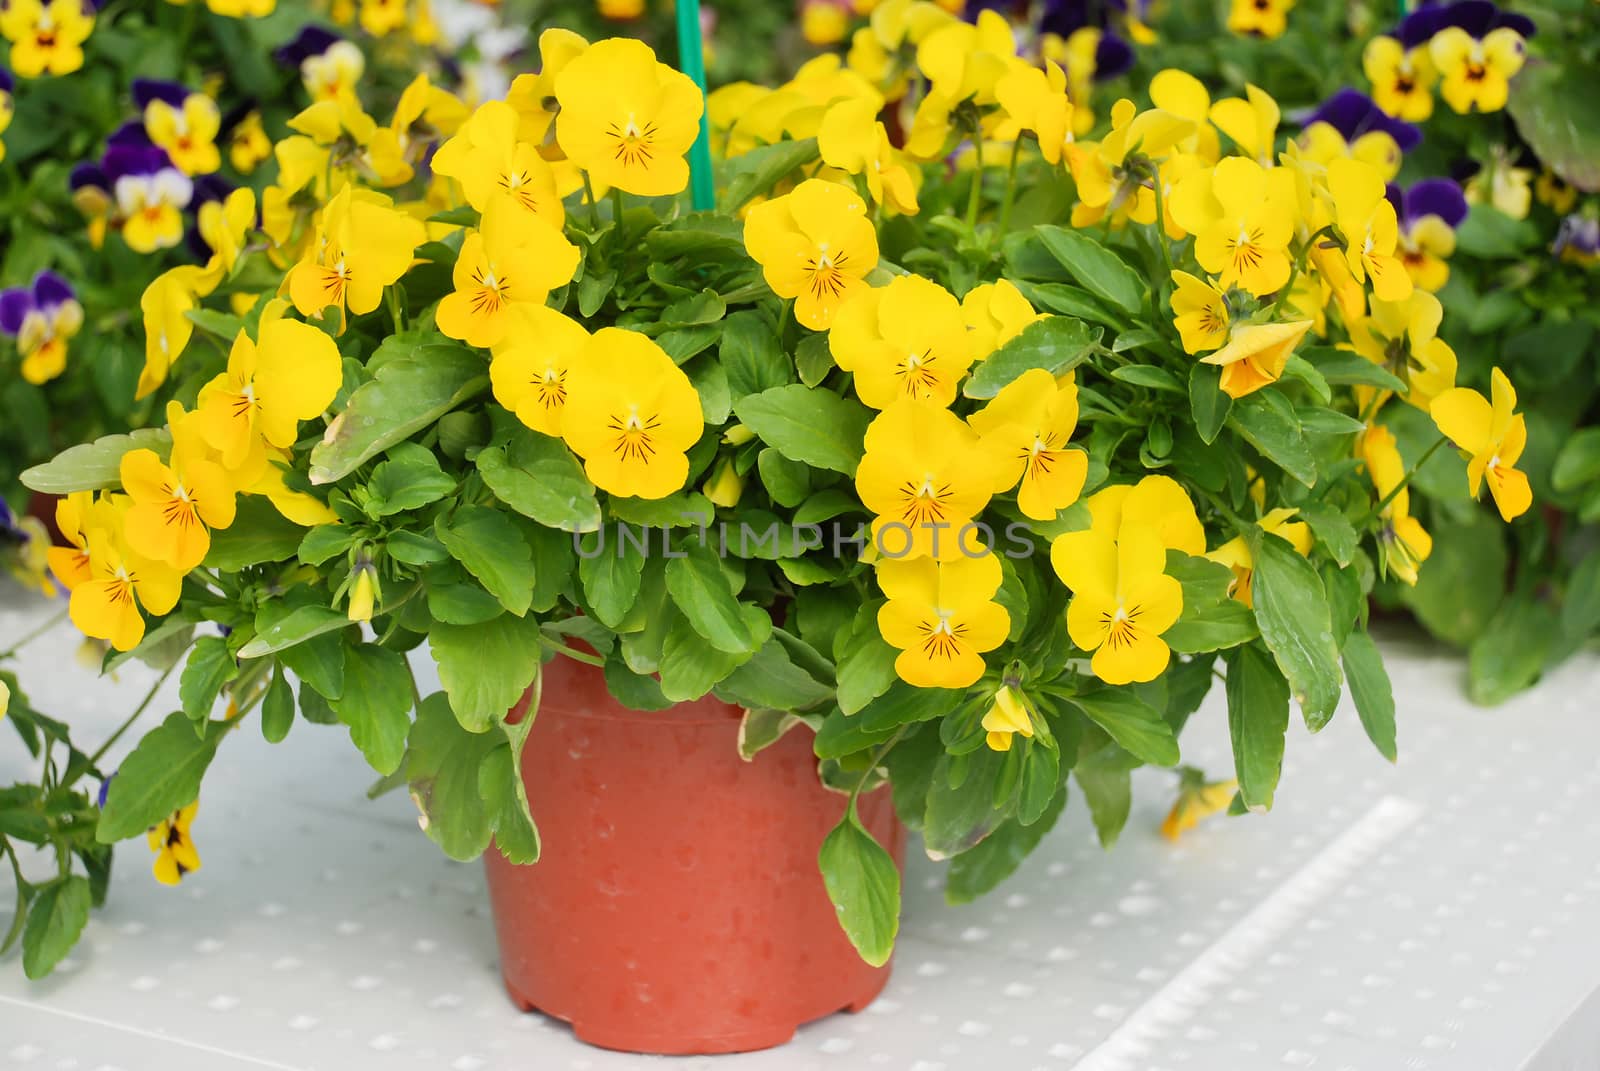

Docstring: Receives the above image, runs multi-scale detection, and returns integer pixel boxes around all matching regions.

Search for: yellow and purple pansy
[1386,178,1469,292]
[1297,88,1422,181]
[0,270,83,385]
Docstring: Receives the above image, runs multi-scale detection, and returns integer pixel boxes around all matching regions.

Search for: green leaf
[656,607,767,701]
[1298,503,1358,567]
[1468,594,1558,705]
[261,668,295,743]
[477,429,601,533]
[733,385,873,475]
[1073,766,1131,848]
[366,443,457,516]
[1298,407,1366,437]
[1341,632,1396,763]
[818,811,900,967]
[1453,203,1540,258]
[21,876,90,980]
[299,524,359,566]
[203,497,306,570]
[945,787,1067,905]
[923,748,1015,858]
[1010,280,1123,327]
[1165,598,1259,653]
[20,428,172,493]
[1035,225,1144,314]
[578,532,644,628]
[184,307,244,339]
[961,316,1099,399]
[856,680,957,733]
[436,507,535,616]
[308,339,486,485]
[835,618,899,715]
[758,449,812,507]
[738,709,813,760]
[720,310,792,398]
[1249,531,1343,727]
[795,332,834,387]
[1225,643,1290,811]
[404,692,499,860]
[1189,363,1231,445]
[721,136,821,209]
[665,541,759,655]
[1230,390,1317,487]
[330,644,415,775]
[1506,58,1600,192]
[1562,551,1600,639]
[97,711,222,842]
[179,637,235,721]
[1553,428,1600,493]
[239,605,348,658]
[1306,347,1406,392]
[479,739,540,864]
[715,637,834,711]
[1068,689,1179,766]
[430,615,544,733]
[1109,364,1184,393]
[604,651,674,711]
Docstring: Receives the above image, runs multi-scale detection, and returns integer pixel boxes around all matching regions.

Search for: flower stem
[88,663,177,767]
[386,285,405,335]
[540,636,605,667]
[582,170,601,230]
[966,136,985,229]
[1362,434,1448,526]
[997,138,1022,236]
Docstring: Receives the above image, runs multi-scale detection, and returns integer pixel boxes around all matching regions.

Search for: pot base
[501,968,891,1055]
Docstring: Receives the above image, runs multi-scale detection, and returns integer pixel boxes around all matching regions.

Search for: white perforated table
[2,581,1598,1071]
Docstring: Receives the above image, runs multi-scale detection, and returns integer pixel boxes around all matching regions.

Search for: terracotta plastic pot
[483,654,905,1055]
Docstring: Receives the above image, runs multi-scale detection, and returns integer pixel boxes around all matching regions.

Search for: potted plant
[17,6,1530,1056]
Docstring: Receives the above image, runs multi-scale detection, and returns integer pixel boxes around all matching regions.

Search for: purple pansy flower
[1385,178,1469,230]
[1398,0,1535,45]
[1304,88,1423,153]
[275,25,343,67]
[0,271,83,382]
[1553,215,1600,263]
[131,78,191,111]
[0,68,14,97]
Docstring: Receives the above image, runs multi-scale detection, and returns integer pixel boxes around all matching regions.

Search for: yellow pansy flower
[1068,99,1194,231]
[147,803,200,885]
[553,37,703,197]
[857,400,997,561]
[1169,271,1231,355]
[121,426,238,573]
[145,93,222,176]
[490,305,592,438]
[1169,157,1297,297]
[68,527,182,651]
[994,60,1075,166]
[205,0,274,15]
[1364,37,1436,122]
[1348,290,1457,412]
[45,491,112,593]
[876,551,1010,690]
[1430,27,1525,115]
[118,171,193,255]
[430,100,565,225]
[195,317,343,471]
[137,264,217,400]
[359,0,407,36]
[198,187,255,277]
[1208,84,1280,167]
[365,73,467,187]
[505,28,590,148]
[1227,0,1293,39]
[302,40,365,103]
[1202,319,1313,399]
[1429,368,1532,522]
[1161,775,1238,841]
[802,0,850,45]
[597,0,644,17]
[561,328,704,500]
[962,280,1042,361]
[227,110,272,174]
[744,178,879,331]
[288,186,426,321]
[1327,158,1411,303]
[830,275,972,408]
[0,679,7,720]
[1360,425,1432,585]
[1084,475,1206,556]
[1297,120,1403,182]
[1147,69,1222,163]
[1535,170,1578,215]
[2,0,94,77]
[1205,508,1311,608]
[1464,147,1532,220]
[435,202,579,349]
[1052,525,1183,685]
[969,368,1087,522]
[818,96,920,215]
[981,684,1034,752]
[346,558,378,622]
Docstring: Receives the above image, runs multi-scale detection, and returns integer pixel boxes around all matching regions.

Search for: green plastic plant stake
[675,0,716,211]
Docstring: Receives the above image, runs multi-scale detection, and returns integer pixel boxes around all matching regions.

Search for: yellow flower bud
[0,678,9,720]
[703,458,745,509]
[723,423,756,446]
[981,684,1033,752]
[347,563,379,623]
